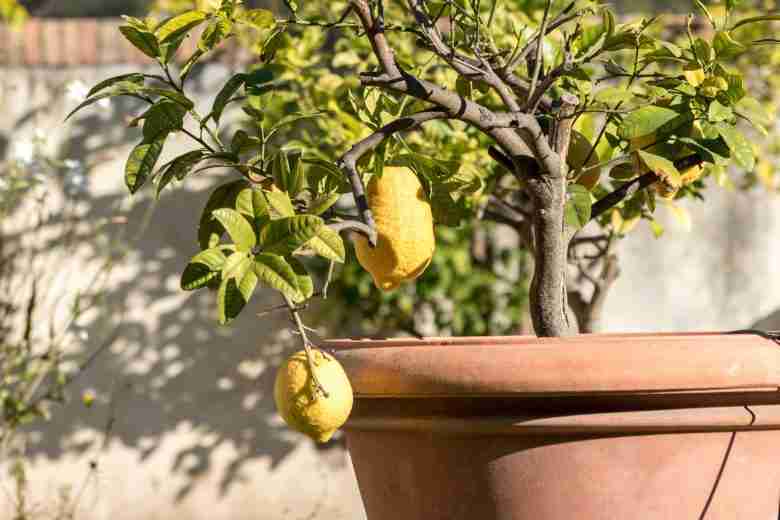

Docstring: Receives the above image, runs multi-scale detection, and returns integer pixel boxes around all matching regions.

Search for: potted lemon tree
[69,0,780,517]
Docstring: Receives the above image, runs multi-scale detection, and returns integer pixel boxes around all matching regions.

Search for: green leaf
[732,14,780,30]
[242,8,275,29]
[618,106,683,140]
[263,189,295,217]
[87,73,145,98]
[119,25,160,58]
[142,87,195,110]
[126,136,166,194]
[199,14,232,51]
[637,150,681,187]
[717,124,754,170]
[272,150,305,197]
[708,100,732,122]
[218,253,257,325]
[236,186,269,219]
[212,208,257,251]
[211,74,246,124]
[155,149,206,196]
[258,215,323,255]
[594,87,633,105]
[170,150,206,180]
[159,32,187,65]
[141,100,186,140]
[230,129,250,153]
[65,83,142,120]
[713,31,746,59]
[309,192,340,215]
[429,181,468,226]
[306,226,345,263]
[156,10,208,44]
[288,258,314,303]
[693,38,715,64]
[198,180,250,249]
[181,247,227,290]
[722,73,746,105]
[564,184,592,229]
[253,253,302,301]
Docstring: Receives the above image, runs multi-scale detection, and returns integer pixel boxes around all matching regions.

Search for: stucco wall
[0,63,365,520]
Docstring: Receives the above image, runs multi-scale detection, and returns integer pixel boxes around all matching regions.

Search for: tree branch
[590,153,703,220]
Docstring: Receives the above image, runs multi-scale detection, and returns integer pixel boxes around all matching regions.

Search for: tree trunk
[525,99,578,337]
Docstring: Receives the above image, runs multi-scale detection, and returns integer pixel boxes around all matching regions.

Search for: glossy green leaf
[564,184,592,229]
[306,225,345,263]
[142,87,195,110]
[126,136,166,194]
[272,150,304,197]
[198,180,250,249]
[732,14,780,30]
[618,106,682,140]
[236,186,270,219]
[713,31,746,59]
[199,14,232,51]
[119,25,160,58]
[708,100,732,122]
[253,253,303,301]
[717,124,754,170]
[263,189,295,218]
[87,73,145,98]
[258,215,323,255]
[218,253,257,325]
[212,208,257,251]
[212,73,246,124]
[309,192,340,215]
[156,10,208,44]
[181,247,227,290]
[242,8,275,29]
[141,100,186,140]
[65,83,142,120]
[288,258,314,303]
[594,87,633,105]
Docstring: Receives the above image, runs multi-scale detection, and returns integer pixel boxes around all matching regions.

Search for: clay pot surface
[324,332,780,520]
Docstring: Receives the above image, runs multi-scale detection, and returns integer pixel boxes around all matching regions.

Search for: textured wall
[0,64,365,520]
[602,188,780,332]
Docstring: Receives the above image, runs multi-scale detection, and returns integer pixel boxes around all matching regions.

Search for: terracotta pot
[324,332,780,520]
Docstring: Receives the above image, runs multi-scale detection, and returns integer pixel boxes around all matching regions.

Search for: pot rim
[326,331,780,398]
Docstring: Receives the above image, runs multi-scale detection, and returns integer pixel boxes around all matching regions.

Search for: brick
[42,20,64,66]
[78,18,99,65]
[63,19,81,66]
[22,18,40,65]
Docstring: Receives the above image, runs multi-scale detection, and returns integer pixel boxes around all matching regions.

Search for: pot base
[347,428,780,520]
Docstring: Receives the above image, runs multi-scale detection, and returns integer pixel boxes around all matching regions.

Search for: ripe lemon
[274,349,353,443]
[354,166,435,291]
[568,131,601,191]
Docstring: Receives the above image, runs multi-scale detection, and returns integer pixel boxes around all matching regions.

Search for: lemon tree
[68,0,780,435]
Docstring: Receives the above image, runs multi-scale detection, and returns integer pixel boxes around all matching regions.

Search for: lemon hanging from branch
[354,166,436,291]
[274,349,354,443]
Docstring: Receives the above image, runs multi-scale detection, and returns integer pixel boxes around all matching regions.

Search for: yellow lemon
[274,349,353,443]
[568,130,601,191]
[354,166,435,291]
